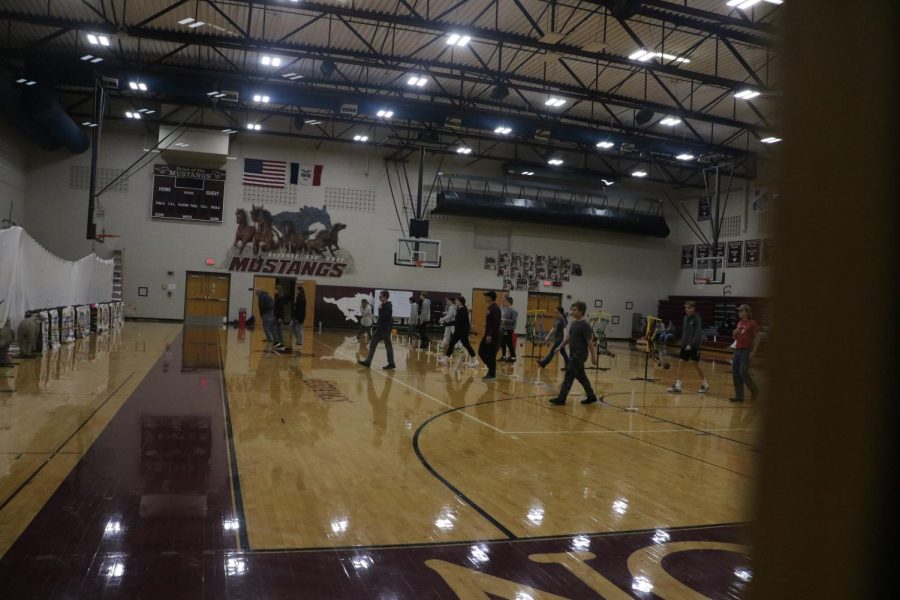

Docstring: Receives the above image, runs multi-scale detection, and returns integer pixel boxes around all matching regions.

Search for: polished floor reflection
[0,323,759,598]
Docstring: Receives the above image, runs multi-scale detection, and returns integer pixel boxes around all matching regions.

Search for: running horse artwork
[233,209,256,255]
[305,223,347,257]
[250,204,281,255]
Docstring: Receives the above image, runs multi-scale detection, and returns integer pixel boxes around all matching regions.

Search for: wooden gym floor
[0,322,759,598]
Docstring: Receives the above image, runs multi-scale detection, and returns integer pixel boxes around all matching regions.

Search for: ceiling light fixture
[544,96,566,107]
[247,123,262,131]
[129,81,148,91]
[494,126,512,135]
[406,75,428,87]
[304,119,322,125]
[760,136,782,144]
[81,54,94,61]
[520,170,534,176]
[82,121,99,127]
[596,140,614,149]
[632,170,648,177]
[376,109,394,118]
[87,33,110,47]
[547,158,564,166]
[178,18,194,25]
[353,134,369,142]
[125,111,141,120]
[601,179,614,186]
[221,128,237,134]
[260,55,281,67]
[676,153,695,160]
[629,49,690,63]
[446,33,472,47]
[252,94,270,103]
[734,89,761,100]
[281,72,304,80]
[91,57,103,63]
[727,0,782,10]
[660,116,681,126]
[456,146,472,155]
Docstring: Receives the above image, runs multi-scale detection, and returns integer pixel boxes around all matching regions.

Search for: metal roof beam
[213,0,769,91]
[0,10,760,134]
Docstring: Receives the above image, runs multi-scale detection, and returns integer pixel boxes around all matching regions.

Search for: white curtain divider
[0,226,114,330]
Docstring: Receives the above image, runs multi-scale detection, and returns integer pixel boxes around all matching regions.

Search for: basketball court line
[0,372,136,512]
[524,398,756,479]
[503,427,755,435]
[217,338,250,551]
[312,337,508,434]
[247,520,750,554]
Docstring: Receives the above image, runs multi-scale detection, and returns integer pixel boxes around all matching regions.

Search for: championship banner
[744,239,761,266]
[698,196,711,221]
[152,165,225,222]
[696,244,711,259]
[681,245,695,269]
[727,241,743,267]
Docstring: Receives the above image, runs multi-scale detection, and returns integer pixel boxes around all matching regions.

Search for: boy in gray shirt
[499,297,518,362]
[549,301,599,406]
[667,300,710,393]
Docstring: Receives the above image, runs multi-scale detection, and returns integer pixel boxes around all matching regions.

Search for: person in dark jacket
[358,290,396,370]
[666,300,710,394]
[256,288,284,352]
[291,287,306,348]
[437,296,478,366]
[478,290,501,380]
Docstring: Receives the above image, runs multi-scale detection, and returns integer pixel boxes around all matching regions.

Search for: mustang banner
[227,203,354,276]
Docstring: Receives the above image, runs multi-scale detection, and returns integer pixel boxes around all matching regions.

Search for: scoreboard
[152,165,225,222]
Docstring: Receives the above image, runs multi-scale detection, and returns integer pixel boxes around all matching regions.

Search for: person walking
[358,291,396,370]
[438,296,457,352]
[256,288,284,352]
[548,301,599,405]
[438,296,478,366]
[478,291,501,381]
[291,286,306,349]
[730,304,760,402]
[666,300,710,394]
[418,291,432,349]
[357,298,374,342]
[538,306,570,370]
[499,296,518,362]
[407,295,419,345]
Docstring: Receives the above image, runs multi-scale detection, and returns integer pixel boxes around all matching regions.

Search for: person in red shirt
[731,304,760,402]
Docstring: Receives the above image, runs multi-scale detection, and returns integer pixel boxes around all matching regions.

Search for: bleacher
[657,295,771,352]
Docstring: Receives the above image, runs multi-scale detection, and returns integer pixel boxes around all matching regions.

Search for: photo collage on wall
[488,251,581,290]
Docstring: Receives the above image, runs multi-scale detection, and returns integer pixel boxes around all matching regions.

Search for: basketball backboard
[394,237,441,268]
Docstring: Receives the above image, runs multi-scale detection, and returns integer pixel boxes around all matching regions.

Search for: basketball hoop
[414,258,425,268]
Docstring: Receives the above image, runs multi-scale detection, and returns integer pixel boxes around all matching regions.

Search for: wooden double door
[184,272,230,321]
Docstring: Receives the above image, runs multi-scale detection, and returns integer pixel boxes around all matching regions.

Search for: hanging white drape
[0,226,113,330]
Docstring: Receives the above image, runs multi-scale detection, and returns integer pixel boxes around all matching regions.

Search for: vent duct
[433,190,669,237]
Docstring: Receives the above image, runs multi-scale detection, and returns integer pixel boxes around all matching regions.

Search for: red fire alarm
[206,258,216,266]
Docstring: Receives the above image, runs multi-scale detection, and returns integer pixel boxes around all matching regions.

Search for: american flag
[243,158,286,188]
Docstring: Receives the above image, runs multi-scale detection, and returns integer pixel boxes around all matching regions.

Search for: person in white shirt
[357,298,374,342]
[407,295,419,345]
[417,291,432,349]
[438,296,457,352]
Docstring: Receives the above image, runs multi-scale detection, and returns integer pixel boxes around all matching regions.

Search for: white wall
[667,185,773,297]
[20,123,771,336]
[0,121,26,228]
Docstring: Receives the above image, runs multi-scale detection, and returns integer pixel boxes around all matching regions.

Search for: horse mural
[229,204,354,273]
[305,223,347,257]
[233,209,256,255]
[250,204,281,255]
